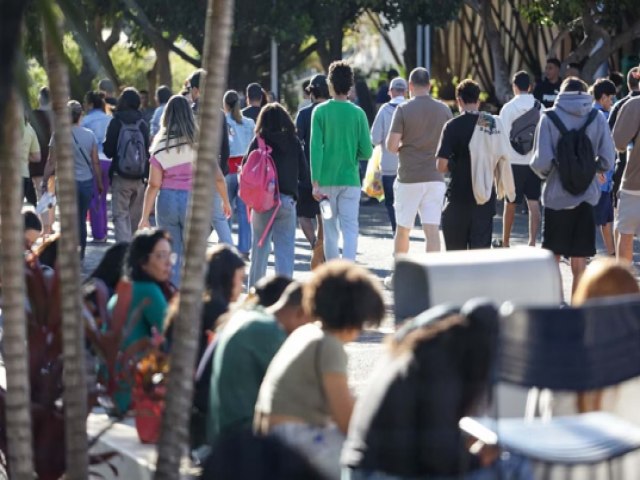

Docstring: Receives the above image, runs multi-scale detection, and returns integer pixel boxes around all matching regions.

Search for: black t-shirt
[436,113,478,204]
[533,78,562,109]
[242,105,261,122]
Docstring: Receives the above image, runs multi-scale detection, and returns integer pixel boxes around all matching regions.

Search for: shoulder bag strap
[72,132,94,174]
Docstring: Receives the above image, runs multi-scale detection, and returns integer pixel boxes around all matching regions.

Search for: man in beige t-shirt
[385,68,452,286]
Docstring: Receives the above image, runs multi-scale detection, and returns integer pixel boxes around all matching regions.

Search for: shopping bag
[361,146,384,202]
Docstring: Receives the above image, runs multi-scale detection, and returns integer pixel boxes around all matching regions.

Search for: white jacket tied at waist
[469,112,516,205]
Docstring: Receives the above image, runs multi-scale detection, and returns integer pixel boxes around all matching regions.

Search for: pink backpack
[239,136,281,247]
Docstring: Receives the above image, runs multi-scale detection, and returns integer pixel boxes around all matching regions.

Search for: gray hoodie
[530,91,615,210]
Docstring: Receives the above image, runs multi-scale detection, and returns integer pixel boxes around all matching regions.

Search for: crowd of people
[9,54,640,479]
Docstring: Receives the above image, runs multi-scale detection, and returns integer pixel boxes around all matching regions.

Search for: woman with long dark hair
[108,228,176,414]
[242,103,309,287]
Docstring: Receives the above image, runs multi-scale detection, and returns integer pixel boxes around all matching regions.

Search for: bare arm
[214,160,231,218]
[386,132,401,154]
[436,157,449,173]
[323,372,354,434]
[139,164,162,229]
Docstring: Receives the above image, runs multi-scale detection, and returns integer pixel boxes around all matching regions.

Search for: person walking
[386,68,452,261]
[296,74,329,267]
[104,87,150,242]
[531,77,615,294]
[612,68,640,264]
[370,76,407,234]
[223,90,255,259]
[436,80,515,251]
[138,95,229,286]
[186,69,233,245]
[44,100,103,260]
[499,71,542,248]
[310,61,373,262]
[82,91,112,242]
[243,103,309,287]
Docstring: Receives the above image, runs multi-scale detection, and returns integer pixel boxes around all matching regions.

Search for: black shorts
[509,165,541,204]
[542,202,596,258]
[296,186,320,218]
[594,191,614,226]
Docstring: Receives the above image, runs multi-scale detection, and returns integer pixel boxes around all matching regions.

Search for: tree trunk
[153,0,234,476]
[402,19,417,75]
[478,0,511,105]
[153,38,173,88]
[43,13,89,480]
[1,92,35,480]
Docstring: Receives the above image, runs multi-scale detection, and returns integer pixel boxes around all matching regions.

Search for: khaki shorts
[615,190,640,235]
[394,181,446,228]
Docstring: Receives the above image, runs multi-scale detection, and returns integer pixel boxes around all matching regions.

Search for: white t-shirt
[499,93,537,166]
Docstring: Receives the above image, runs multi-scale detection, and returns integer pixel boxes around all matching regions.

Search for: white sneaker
[383,275,394,290]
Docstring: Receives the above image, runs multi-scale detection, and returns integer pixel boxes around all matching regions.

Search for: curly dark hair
[303,260,385,330]
[328,61,354,96]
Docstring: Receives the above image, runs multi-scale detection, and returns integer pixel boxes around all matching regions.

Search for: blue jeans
[225,173,251,253]
[320,186,360,261]
[342,453,533,480]
[211,189,233,245]
[248,194,297,287]
[382,175,397,233]
[77,178,94,259]
[156,189,189,286]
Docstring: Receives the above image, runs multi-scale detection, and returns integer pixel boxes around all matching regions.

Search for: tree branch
[121,0,201,67]
[365,9,404,68]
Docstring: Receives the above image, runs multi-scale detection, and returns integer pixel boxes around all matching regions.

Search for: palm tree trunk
[43,11,89,480]
[1,92,35,480]
[153,0,234,477]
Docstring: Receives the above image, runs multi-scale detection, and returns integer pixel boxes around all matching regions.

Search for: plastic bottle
[319,196,332,220]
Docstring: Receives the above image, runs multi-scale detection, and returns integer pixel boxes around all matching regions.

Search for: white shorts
[394,181,446,228]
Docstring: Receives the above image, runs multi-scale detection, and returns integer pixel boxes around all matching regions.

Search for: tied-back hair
[223,90,243,124]
[255,102,296,138]
[152,95,197,153]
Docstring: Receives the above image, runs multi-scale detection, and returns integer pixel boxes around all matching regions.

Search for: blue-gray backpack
[509,100,541,155]
[116,119,147,179]
[546,108,599,196]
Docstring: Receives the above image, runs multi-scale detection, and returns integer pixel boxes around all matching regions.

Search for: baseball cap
[305,74,328,93]
[390,77,407,91]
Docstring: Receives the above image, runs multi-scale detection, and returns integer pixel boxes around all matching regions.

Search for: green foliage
[370,0,464,28]
[521,0,640,28]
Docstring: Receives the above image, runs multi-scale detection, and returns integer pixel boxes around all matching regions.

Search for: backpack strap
[545,110,568,135]
[580,108,599,132]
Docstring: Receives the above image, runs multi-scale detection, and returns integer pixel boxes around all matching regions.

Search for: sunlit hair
[152,95,197,153]
[223,90,243,124]
[572,259,640,305]
[255,102,296,137]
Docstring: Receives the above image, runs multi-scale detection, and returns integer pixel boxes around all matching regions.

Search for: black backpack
[115,119,147,179]
[546,109,599,196]
[509,101,541,155]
